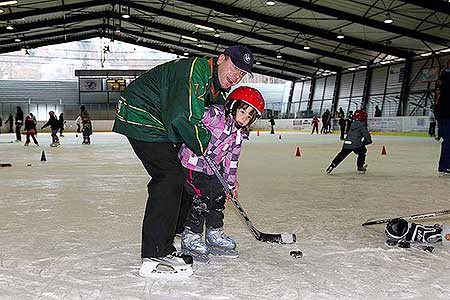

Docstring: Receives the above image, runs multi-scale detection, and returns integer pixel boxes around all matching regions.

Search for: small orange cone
[257,130,260,136]
[295,147,301,157]
[381,145,387,155]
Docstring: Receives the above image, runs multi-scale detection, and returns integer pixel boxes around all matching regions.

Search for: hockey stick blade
[362,209,450,226]
[204,155,296,244]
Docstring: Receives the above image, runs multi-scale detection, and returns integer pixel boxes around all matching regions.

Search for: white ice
[1,131,450,300]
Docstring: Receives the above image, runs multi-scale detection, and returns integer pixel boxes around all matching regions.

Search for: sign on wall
[79,78,102,92]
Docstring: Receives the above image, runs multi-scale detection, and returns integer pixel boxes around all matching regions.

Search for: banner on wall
[387,66,404,89]
[79,78,102,92]
[418,67,440,82]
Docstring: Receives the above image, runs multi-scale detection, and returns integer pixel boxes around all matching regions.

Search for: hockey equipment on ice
[385,218,443,244]
[203,154,296,244]
[138,252,193,279]
[362,209,450,226]
[290,250,303,258]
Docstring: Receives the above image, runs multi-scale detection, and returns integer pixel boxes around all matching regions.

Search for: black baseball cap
[223,45,254,74]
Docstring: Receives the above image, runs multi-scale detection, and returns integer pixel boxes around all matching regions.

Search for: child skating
[178,86,265,263]
[41,111,60,147]
[326,109,371,174]
[24,114,39,146]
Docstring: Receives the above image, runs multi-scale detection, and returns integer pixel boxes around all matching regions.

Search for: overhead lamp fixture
[276,52,282,59]
[336,30,344,39]
[439,48,450,53]
[357,65,367,69]
[196,42,202,47]
[303,43,310,50]
[255,61,261,65]
[6,24,13,30]
[183,52,189,56]
[265,1,276,5]
[0,8,4,13]
[348,67,357,71]
[121,5,130,19]
[195,24,215,32]
[214,32,221,37]
[0,1,18,6]
[115,27,121,32]
[383,13,393,24]
[420,52,432,57]
[14,37,21,42]
[181,35,198,42]
[235,17,243,24]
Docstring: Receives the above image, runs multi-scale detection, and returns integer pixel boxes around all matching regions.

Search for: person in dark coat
[5,113,14,133]
[345,110,353,134]
[15,106,24,142]
[326,109,372,174]
[41,111,60,147]
[338,107,346,140]
[435,59,450,175]
[58,113,66,137]
[374,105,382,117]
[321,110,329,134]
[0,115,2,134]
[24,114,39,146]
[269,115,275,134]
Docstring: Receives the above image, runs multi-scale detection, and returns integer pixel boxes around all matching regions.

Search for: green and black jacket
[112,57,226,155]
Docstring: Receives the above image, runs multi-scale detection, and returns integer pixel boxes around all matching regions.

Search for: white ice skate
[206,228,239,258]
[181,229,210,263]
[50,141,60,147]
[357,164,368,174]
[138,252,193,279]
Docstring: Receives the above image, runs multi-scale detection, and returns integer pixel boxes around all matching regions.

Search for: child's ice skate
[357,164,367,174]
[24,142,29,146]
[50,141,60,147]
[205,227,239,258]
[181,228,210,263]
[326,163,336,174]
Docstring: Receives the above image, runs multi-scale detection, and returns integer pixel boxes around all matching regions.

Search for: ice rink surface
[1,131,449,300]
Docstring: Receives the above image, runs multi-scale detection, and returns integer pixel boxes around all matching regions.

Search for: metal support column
[285,81,295,117]
[306,77,316,113]
[397,59,412,116]
[332,71,342,114]
[361,66,372,111]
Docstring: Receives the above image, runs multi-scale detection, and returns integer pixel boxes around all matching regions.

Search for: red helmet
[354,109,368,121]
[49,111,55,116]
[226,86,265,117]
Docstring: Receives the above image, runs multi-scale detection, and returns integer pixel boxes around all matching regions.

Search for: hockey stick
[203,154,296,244]
[362,209,450,226]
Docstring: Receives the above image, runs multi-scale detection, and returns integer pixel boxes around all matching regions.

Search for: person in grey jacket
[326,109,372,174]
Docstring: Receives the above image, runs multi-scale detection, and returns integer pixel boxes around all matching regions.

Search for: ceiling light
[439,48,450,53]
[303,43,310,50]
[384,13,393,24]
[181,35,198,42]
[122,13,130,18]
[115,27,121,32]
[183,52,189,56]
[0,1,18,6]
[6,24,13,30]
[235,17,243,24]
[196,43,202,47]
[336,30,344,39]
[213,32,221,37]
[14,38,20,42]
[0,8,4,13]
[195,24,215,31]
[357,65,367,69]
[265,1,276,5]
[255,61,261,65]
[276,53,282,59]
[420,52,432,57]
[348,67,356,71]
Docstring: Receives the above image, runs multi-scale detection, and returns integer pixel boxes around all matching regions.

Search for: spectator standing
[24,114,39,146]
[0,115,2,134]
[429,106,436,137]
[80,106,92,144]
[435,59,450,175]
[58,113,66,137]
[5,113,14,133]
[346,111,354,134]
[15,106,24,142]
[338,107,346,140]
[321,110,329,134]
[311,115,319,134]
[41,111,60,147]
[269,115,275,134]
[374,105,382,117]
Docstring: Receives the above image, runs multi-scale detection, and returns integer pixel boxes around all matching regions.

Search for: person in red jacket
[311,115,319,134]
[24,114,39,146]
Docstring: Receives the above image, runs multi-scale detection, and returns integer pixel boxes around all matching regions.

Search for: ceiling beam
[118,27,313,77]
[405,0,450,15]
[277,0,449,46]
[177,0,415,58]
[123,1,366,65]
[111,12,341,72]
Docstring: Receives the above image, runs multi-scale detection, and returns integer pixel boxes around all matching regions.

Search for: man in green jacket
[113,45,254,278]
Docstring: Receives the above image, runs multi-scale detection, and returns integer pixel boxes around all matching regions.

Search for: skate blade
[181,250,210,264]
[208,247,239,258]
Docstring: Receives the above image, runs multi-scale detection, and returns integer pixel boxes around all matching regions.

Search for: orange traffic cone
[295,146,301,157]
[381,145,387,155]
[257,130,260,136]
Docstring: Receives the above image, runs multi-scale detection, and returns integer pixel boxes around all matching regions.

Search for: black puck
[290,250,303,258]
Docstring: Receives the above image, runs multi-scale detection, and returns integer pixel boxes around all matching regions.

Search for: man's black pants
[128,138,184,258]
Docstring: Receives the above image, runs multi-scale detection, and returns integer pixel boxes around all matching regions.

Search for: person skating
[80,106,92,144]
[326,109,372,174]
[269,115,275,134]
[58,113,66,137]
[5,113,14,133]
[435,59,450,176]
[311,115,319,134]
[112,45,254,278]
[41,111,60,147]
[15,106,24,142]
[179,86,264,263]
[337,107,346,140]
[24,114,39,146]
